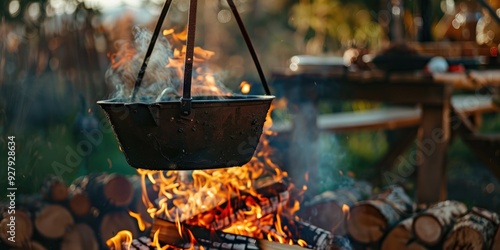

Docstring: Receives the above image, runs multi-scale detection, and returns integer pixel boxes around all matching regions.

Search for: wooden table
[271,69,500,204]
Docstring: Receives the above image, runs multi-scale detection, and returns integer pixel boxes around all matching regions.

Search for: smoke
[105,27,231,102]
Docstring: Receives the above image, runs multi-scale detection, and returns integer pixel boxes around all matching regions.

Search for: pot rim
[97,94,275,106]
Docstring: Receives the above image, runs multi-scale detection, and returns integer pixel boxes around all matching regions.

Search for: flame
[240,81,251,94]
[108,27,307,248]
[128,211,147,231]
[108,42,136,69]
[106,230,133,250]
[162,26,228,97]
[132,102,308,248]
[342,204,350,220]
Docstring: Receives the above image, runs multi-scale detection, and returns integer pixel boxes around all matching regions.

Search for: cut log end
[346,204,387,244]
[105,175,134,207]
[381,225,412,250]
[60,223,99,250]
[35,205,74,239]
[413,215,442,245]
[11,241,47,250]
[0,210,33,247]
[69,192,92,217]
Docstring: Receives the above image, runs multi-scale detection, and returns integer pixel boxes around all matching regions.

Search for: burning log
[150,217,337,250]
[159,177,290,231]
[0,210,34,248]
[60,223,99,250]
[298,181,372,235]
[34,204,74,239]
[412,200,468,246]
[443,207,500,250]
[72,173,134,212]
[381,216,428,250]
[121,236,152,250]
[346,185,413,245]
[40,176,69,203]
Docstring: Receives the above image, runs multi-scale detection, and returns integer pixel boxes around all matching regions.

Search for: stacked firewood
[0,173,146,250]
[299,184,500,250]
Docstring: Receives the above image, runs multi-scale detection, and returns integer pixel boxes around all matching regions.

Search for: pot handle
[131,0,173,102]
[131,0,272,107]
[226,0,271,96]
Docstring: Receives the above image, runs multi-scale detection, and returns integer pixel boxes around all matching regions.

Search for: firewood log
[443,207,500,250]
[40,176,68,203]
[178,177,289,231]
[413,200,468,246]
[122,237,153,250]
[72,173,134,211]
[60,223,99,250]
[298,181,372,235]
[99,211,139,246]
[150,217,335,250]
[10,240,46,250]
[0,210,33,248]
[67,184,93,217]
[492,223,500,250]
[381,216,428,250]
[346,185,413,245]
[34,204,74,239]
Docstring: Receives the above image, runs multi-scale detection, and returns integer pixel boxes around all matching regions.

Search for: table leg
[416,103,450,204]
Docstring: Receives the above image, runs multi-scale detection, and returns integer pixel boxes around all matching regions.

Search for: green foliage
[289,0,383,54]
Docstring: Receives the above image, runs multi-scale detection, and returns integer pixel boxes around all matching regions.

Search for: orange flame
[342,204,350,220]
[106,230,133,250]
[240,81,251,94]
[108,43,136,69]
[128,211,147,231]
[108,27,307,248]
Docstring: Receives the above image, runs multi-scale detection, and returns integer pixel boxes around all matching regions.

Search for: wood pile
[305,185,500,250]
[0,173,145,250]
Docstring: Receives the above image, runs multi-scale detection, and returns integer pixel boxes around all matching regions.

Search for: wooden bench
[271,95,499,182]
[451,95,500,179]
[272,107,421,133]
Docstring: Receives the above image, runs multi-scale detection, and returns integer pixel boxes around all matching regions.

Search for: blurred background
[0,0,499,210]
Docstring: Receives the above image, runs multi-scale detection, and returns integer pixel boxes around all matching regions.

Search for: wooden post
[416,101,451,204]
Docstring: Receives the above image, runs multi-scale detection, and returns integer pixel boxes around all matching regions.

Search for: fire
[106,230,133,250]
[162,26,229,97]
[240,81,251,94]
[342,204,350,220]
[108,26,307,248]
[133,101,307,248]
[108,42,136,70]
[128,211,147,231]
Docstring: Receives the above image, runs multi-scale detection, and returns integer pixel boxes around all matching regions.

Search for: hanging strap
[180,0,198,116]
[226,0,271,96]
[131,0,173,102]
